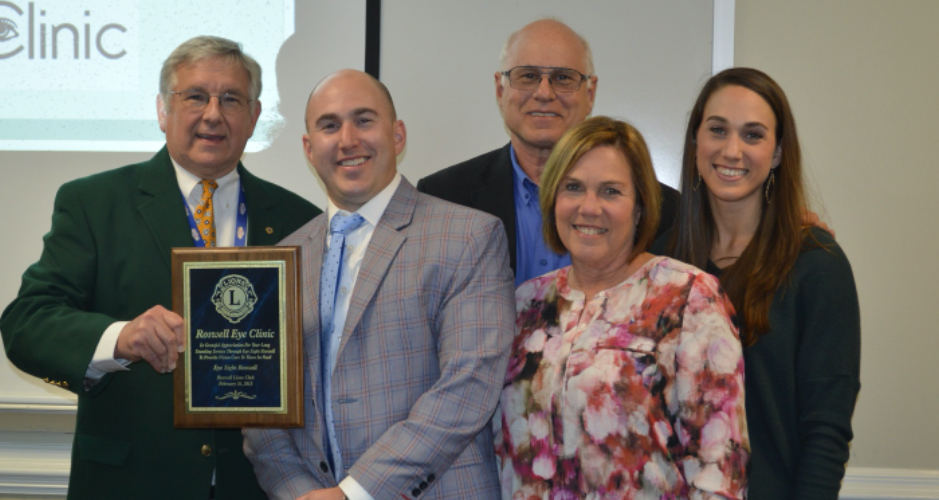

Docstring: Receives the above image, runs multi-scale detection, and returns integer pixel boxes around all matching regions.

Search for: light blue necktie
[319,212,364,480]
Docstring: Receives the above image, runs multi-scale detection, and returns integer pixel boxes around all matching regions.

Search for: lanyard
[182,182,248,248]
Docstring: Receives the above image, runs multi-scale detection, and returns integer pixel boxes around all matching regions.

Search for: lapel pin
[265,227,274,234]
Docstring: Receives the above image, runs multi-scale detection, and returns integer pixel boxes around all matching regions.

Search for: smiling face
[496,21,597,160]
[555,145,638,275]
[303,70,405,212]
[696,84,781,210]
[158,57,261,179]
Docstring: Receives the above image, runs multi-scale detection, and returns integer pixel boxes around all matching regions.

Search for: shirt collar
[172,158,240,200]
[325,172,402,228]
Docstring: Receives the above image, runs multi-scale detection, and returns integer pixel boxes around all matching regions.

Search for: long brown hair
[668,67,808,345]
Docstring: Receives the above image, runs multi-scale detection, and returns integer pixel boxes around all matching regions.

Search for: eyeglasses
[501,66,591,93]
[169,89,253,113]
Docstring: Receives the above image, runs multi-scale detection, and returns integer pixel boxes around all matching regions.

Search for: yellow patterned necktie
[193,179,218,248]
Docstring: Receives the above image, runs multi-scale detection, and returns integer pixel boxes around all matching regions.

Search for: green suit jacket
[1,147,321,500]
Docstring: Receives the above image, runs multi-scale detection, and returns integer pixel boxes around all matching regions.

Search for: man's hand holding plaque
[116,305,186,374]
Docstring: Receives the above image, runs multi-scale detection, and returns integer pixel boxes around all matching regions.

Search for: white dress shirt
[323,173,401,500]
[86,161,244,379]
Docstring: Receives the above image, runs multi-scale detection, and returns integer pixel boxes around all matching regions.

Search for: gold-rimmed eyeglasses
[500,66,591,93]
[169,89,254,113]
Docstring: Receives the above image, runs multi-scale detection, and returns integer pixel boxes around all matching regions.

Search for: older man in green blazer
[1,36,320,499]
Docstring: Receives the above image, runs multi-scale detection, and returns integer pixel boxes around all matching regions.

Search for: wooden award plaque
[172,246,303,428]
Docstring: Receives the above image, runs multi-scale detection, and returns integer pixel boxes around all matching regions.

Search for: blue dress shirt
[510,146,571,287]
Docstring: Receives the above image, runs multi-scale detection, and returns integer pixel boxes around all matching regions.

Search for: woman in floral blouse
[496,116,749,499]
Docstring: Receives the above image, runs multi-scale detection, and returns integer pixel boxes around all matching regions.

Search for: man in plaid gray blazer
[243,70,514,500]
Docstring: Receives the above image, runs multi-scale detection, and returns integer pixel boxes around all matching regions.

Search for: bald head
[305,69,397,131]
[500,19,594,76]
[302,69,406,212]
[495,19,598,174]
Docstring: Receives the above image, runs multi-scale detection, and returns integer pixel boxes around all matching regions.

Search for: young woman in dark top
[657,67,861,499]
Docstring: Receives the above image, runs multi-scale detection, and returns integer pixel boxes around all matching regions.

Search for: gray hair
[159,36,262,110]
[498,19,594,78]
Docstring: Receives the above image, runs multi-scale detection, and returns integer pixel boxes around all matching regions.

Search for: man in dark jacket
[0,36,320,500]
[418,19,679,285]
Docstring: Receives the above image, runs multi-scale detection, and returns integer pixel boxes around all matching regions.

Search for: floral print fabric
[496,257,749,499]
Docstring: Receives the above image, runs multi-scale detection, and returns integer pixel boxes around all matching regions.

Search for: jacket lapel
[300,217,327,358]
[135,147,194,271]
[297,215,328,434]
[470,143,517,272]
[335,180,414,357]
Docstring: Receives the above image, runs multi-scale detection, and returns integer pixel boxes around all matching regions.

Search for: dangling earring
[693,171,702,191]
[764,169,776,203]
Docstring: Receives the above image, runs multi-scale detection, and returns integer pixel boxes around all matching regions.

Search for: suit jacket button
[319,461,329,473]
[419,481,428,490]
[201,444,212,457]
[426,474,435,483]
[411,488,421,497]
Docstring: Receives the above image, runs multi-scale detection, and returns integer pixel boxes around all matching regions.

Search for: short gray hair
[159,36,262,109]
[498,19,594,77]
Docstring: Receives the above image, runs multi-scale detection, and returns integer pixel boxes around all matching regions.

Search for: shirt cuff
[86,321,132,380]
[339,476,375,500]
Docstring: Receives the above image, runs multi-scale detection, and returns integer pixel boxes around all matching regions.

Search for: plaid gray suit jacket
[244,178,514,499]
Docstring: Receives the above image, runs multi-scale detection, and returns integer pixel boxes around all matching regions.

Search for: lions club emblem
[211,274,258,324]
